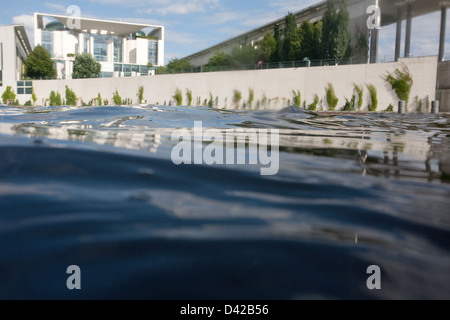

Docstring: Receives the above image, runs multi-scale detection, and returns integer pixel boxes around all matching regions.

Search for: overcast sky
[1,0,448,64]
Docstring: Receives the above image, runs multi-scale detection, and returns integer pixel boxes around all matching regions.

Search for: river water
[0,104,449,299]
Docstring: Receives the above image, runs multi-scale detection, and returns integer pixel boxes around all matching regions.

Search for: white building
[0,25,33,104]
[34,13,164,79]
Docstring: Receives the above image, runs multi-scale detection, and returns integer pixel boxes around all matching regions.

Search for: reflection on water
[0,105,448,183]
[0,104,449,299]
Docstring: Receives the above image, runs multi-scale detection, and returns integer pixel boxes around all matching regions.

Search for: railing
[157,57,371,75]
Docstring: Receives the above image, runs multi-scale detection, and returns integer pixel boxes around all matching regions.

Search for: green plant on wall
[383,64,413,105]
[186,89,193,106]
[32,86,37,105]
[308,94,319,111]
[208,92,214,108]
[353,83,363,110]
[65,86,77,106]
[137,86,144,104]
[248,88,255,108]
[98,92,103,106]
[342,95,356,111]
[1,86,16,104]
[49,91,62,106]
[367,84,378,112]
[112,89,122,105]
[291,90,301,107]
[325,83,338,111]
[173,88,183,106]
[233,89,242,108]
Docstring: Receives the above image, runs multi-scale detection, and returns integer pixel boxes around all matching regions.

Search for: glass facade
[148,40,158,66]
[93,35,107,62]
[41,31,53,57]
[114,37,122,63]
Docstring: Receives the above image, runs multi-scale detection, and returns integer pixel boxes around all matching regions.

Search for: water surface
[0,104,449,299]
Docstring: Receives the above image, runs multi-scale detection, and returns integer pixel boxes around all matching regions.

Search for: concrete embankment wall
[437,61,450,112]
[32,56,438,112]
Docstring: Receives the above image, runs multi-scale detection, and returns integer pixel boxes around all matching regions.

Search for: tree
[258,31,277,63]
[25,45,56,79]
[72,53,101,79]
[281,12,298,61]
[297,20,322,60]
[165,58,192,73]
[49,91,62,106]
[321,0,351,61]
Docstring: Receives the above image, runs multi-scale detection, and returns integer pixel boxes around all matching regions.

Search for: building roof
[35,13,163,37]
[14,25,32,55]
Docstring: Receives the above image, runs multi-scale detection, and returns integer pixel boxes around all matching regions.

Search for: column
[370,29,379,63]
[89,36,94,56]
[439,6,447,62]
[122,37,128,64]
[78,33,84,54]
[404,3,412,58]
[395,6,402,61]
[107,38,114,63]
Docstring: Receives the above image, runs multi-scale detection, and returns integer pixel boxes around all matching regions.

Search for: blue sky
[1,0,449,64]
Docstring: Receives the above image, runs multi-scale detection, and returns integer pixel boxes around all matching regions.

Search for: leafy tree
[165,58,191,73]
[25,45,56,79]
[65,86,77,106]
[258,31,277,63]
[383,65,413,105]
[137,86,144,104]
[281,12,298,61]
[297,20,322,60]
[72,53,101,79]
[206,52,231,70]
[321,0,351,61]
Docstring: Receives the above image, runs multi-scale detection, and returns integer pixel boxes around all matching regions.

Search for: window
[148,41,158,66]
[93,35,108,62]
[41,31,53,57]
[114,37,122,63]
[0,70,2,87]
[17,81,32,95]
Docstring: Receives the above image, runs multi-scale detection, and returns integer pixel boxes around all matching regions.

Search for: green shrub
[367,84,378,112]
[32,86,37,104]
[233,89,242,108]
[112,89,122,105]
[24,100,33,106]
[97,93,103,106]
[186,89,193,106]
[248,88,255,107]
[383,64,413,105]
[342,95,356,111]
[308,94,319,111]
[1,86,16,104]
[385,104,394,112]
[137,86,144,104]
[208,92,214,108]
[65,86,77,106]
[49,91,62,106]
[353,83,363,110]
[173,88,183,106]
[291,90,301,107]
[325,83,338,111]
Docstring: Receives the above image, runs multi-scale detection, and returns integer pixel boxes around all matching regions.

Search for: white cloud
[91,0,219,15]
[44,2,69,14]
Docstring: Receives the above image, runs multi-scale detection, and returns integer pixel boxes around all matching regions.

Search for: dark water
[0,104,449,299]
